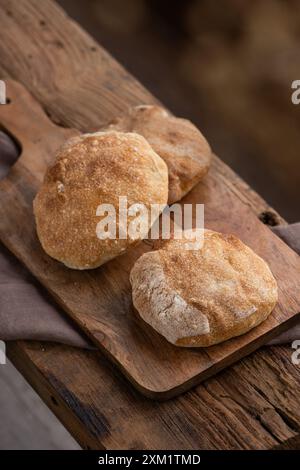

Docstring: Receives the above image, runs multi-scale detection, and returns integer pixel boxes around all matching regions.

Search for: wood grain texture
[0,0,299,447]
[1,78,300,398]
[7,341,300,450]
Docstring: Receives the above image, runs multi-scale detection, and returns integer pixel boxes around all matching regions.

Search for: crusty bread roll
[130,230,278,347]
[104,105,212,204]
[33,131,168,269]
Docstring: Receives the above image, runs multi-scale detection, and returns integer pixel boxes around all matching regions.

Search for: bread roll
[104,105,212,204]
[130,230,278,347]
[33,131,168,269]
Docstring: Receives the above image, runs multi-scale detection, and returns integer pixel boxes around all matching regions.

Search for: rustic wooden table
[0,0,299,450]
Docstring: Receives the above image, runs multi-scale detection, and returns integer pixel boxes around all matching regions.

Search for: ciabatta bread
[33,131,168,269]
[104,105,212,204]
[130,230,278,347]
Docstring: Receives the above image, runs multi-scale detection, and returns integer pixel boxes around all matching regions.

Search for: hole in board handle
[0,126,22,180]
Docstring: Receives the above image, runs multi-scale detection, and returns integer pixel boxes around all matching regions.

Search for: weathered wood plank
[0,0,154,129]
[7,341,300,450]
[0,0,299,448]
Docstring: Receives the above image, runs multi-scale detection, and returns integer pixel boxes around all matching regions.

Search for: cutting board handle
[0,79,79,181]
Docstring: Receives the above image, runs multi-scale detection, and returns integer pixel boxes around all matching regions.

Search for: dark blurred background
[58,0,300,222]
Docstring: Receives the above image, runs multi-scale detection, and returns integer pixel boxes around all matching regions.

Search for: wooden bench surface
[0,0,300,449]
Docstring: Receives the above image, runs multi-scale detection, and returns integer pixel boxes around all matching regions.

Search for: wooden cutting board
[1,79,300,400]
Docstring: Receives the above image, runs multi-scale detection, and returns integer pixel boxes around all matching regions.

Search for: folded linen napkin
[0,131,298,348]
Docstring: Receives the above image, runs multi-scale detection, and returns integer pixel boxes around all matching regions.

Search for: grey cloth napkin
[268,223,300,345]
[0,131,299,348]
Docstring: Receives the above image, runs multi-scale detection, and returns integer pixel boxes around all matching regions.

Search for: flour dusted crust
[130,230,278,347]
[103,105,212,204]
[33,131,168,269]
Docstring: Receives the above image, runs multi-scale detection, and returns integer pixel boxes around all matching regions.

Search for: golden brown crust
[33,131,168,269]
[103,105,212,204]
[130,230,278,347]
